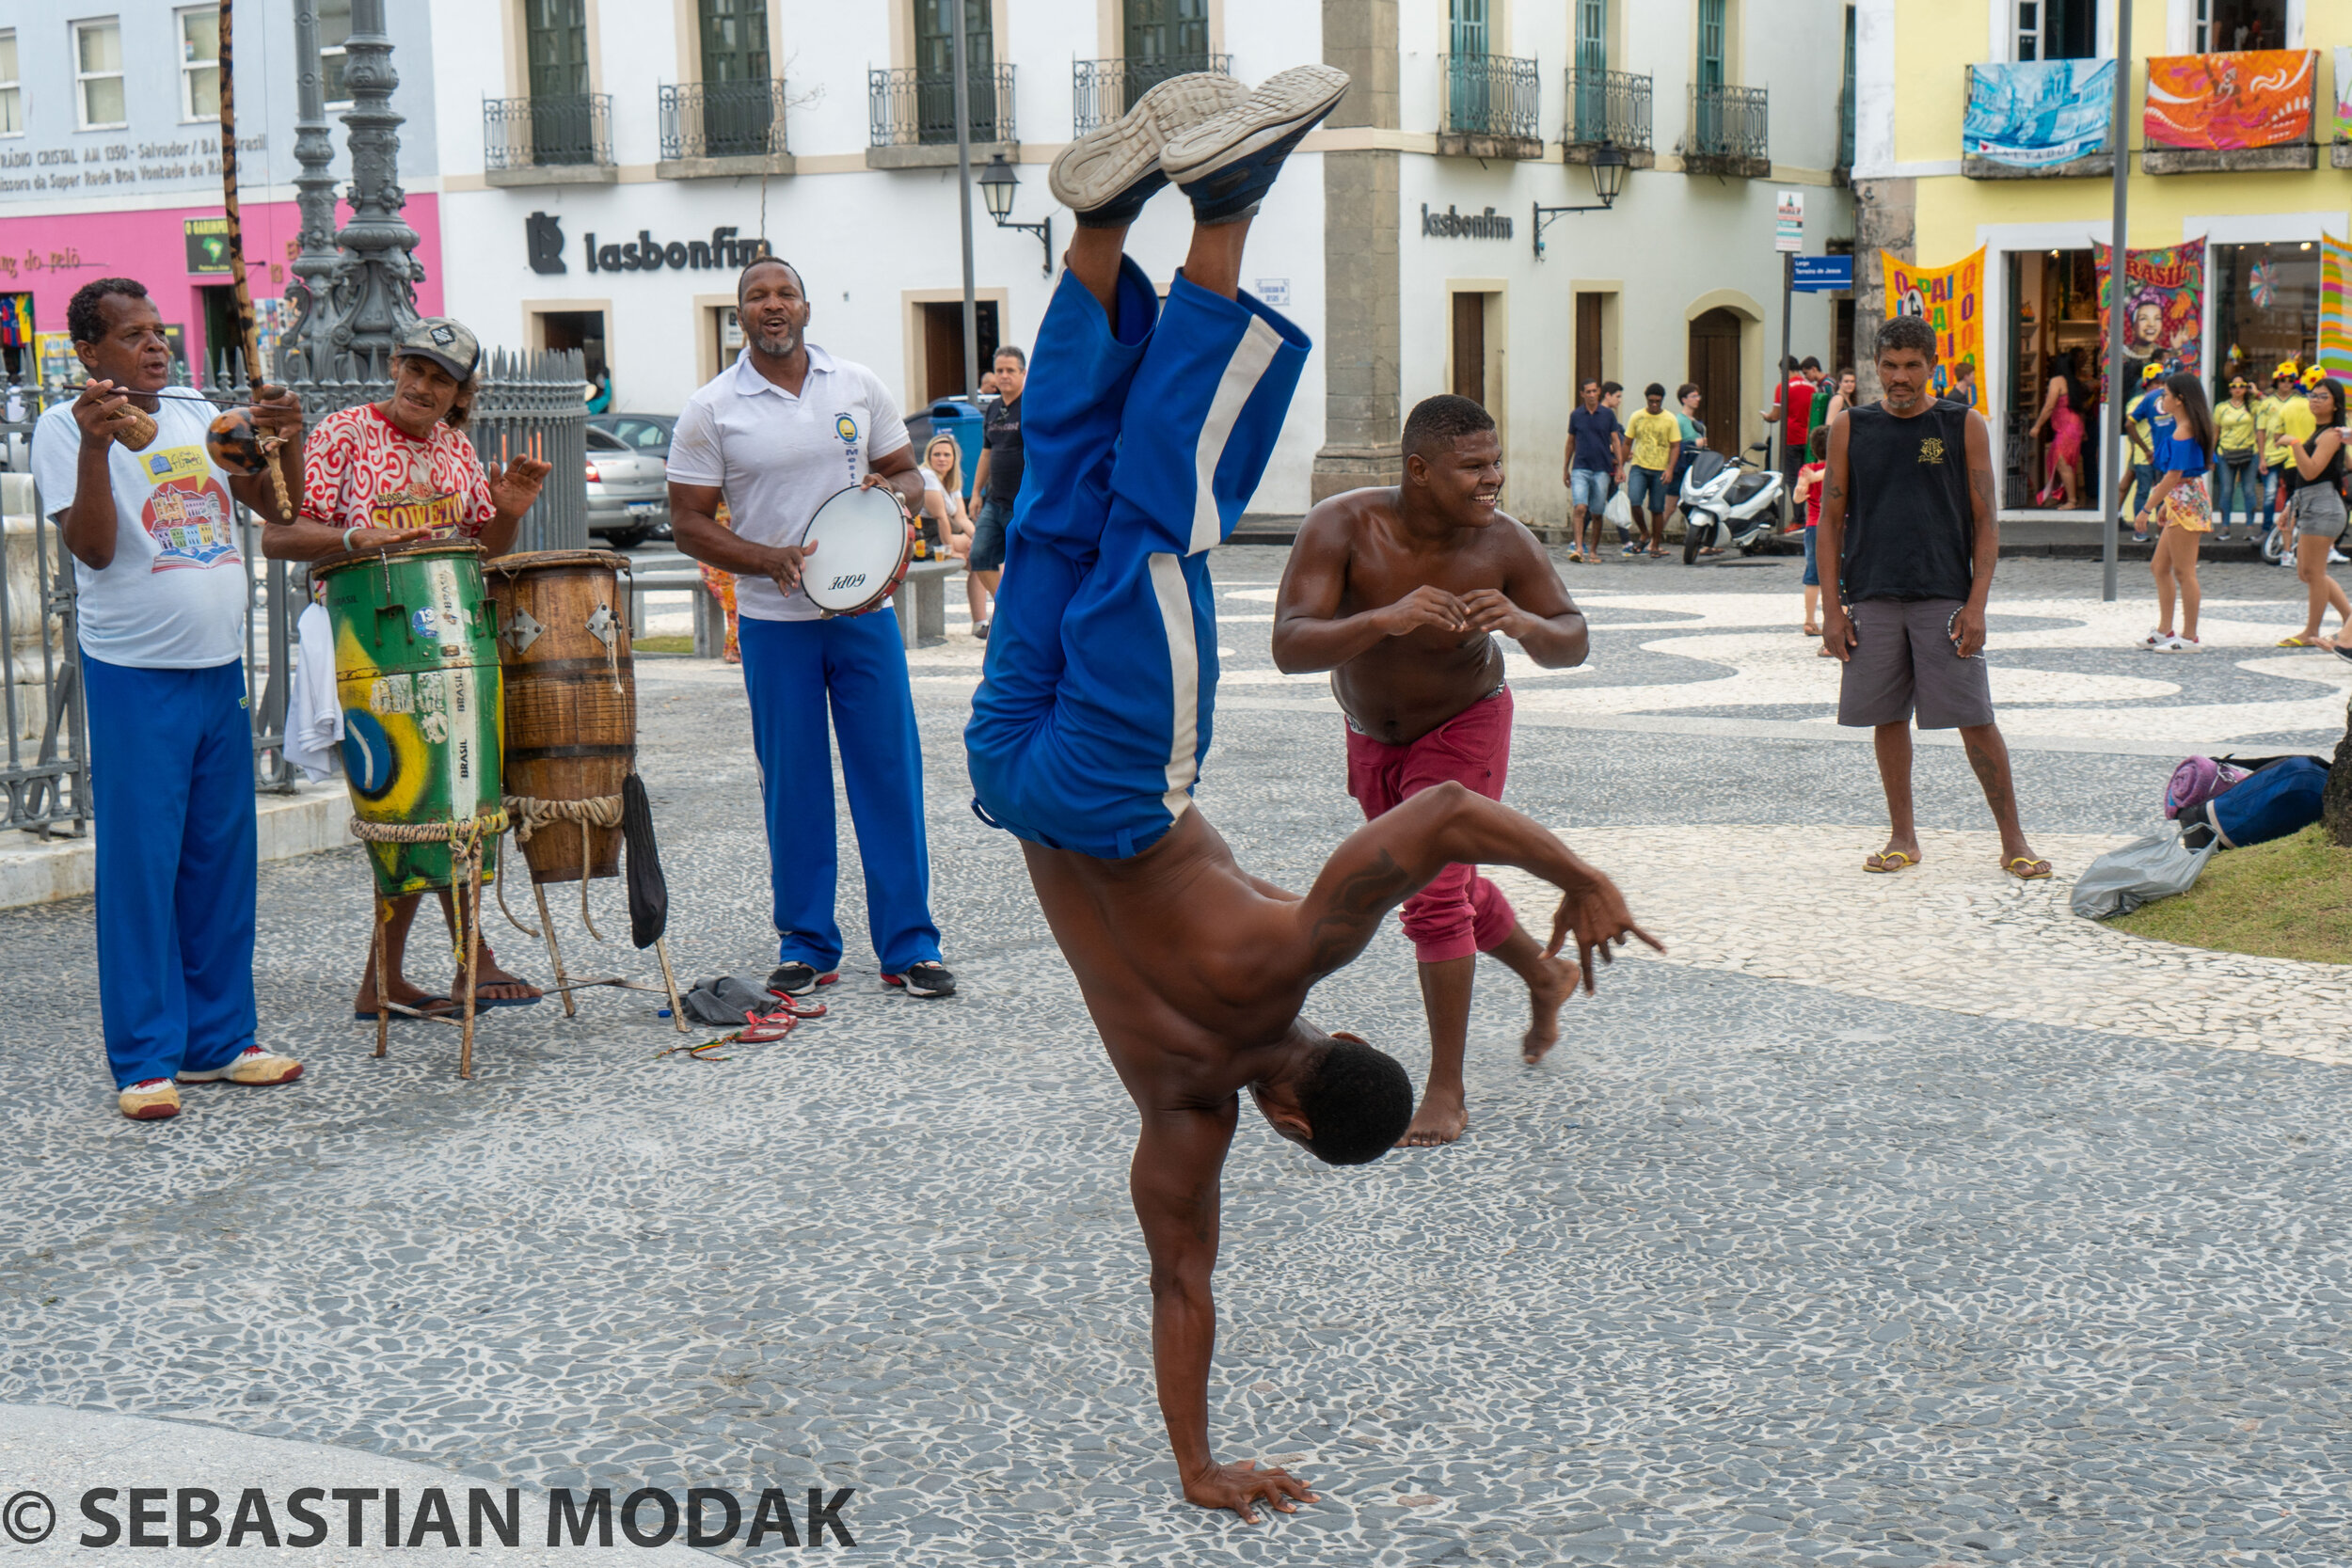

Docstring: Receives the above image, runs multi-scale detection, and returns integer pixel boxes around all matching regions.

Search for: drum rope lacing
[501,793,626,942]
[348,812,509,968]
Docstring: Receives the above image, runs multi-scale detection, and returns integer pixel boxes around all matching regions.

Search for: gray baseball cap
[393,317,481,381]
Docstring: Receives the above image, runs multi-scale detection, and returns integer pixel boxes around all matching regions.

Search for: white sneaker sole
[1162,65,1351,184]
[1048,72,1248,214]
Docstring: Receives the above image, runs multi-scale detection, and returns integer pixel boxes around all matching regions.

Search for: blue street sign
[1792,255,1854,293]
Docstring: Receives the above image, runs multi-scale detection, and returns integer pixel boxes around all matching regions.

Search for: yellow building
[1851,0,2345,509]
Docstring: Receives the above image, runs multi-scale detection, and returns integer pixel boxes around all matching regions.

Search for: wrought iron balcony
[483,92,613,171]
[1438,53,1544,158]
[1563,67,1653,157]
[1073,55,1234,134]
[1682,83,1770,176]
[868,64,1017,148]
[660,79,790,162]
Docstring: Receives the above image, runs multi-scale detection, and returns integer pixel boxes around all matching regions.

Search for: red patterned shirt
[301,403,495,537]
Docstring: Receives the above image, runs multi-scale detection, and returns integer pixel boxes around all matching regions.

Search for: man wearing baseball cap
[2255,361,2308,546]
[263,313,555,1021]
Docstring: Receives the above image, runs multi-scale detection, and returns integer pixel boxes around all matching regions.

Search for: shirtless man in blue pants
[964,66,1660,1522]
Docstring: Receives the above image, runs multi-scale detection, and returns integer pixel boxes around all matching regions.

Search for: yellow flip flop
[2005,856,2054,880]
[1863,850,1918,873]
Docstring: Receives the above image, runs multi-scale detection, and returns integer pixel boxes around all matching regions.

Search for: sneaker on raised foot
[1050,71,1249,229]
[119,1079,181,1121]
[882,961,958,999]
[177,1045,304,1085]
[1162,64,1351,226]
[768,962,840,998]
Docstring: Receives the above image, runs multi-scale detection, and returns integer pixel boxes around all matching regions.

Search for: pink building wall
[0,194,444,378]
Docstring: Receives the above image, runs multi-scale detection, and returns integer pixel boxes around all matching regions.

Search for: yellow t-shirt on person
[2215,400,2257,454]
[2261,393,2311,467]
[1626,409,1682,471]
[2278,394,2316,460]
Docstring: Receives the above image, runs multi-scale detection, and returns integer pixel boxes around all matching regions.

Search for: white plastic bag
[2070,826,2217,920]
[1602,486,1634,533]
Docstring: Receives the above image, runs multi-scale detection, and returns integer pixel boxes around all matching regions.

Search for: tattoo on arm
[1968,464,1997,515]
[1305,850,1413,973]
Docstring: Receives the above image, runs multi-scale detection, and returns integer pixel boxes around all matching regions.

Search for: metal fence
[0,347,589,835]
[867,65,1018,147]
[1441,53,1544,144]
[1072,55,1233,134]
[1564,68,1653,151]
[483,92,614,170]
[1685,83,1771,168]
[659,78,790,161]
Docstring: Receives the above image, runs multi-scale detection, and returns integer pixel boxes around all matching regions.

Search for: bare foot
[1397,1087,1468,1148]
[465,959,542,1003]
[354,975,453,1015]
[1521,955,1578,1065]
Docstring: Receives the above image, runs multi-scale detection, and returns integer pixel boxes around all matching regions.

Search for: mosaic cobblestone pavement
[3,551,2349,1565]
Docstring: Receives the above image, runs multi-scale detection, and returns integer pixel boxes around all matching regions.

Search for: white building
[429,0,1858,528]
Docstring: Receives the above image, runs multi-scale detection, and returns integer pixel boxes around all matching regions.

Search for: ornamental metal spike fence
[0,346,588,836]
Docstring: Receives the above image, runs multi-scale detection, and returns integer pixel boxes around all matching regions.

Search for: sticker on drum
[799,484,915,617]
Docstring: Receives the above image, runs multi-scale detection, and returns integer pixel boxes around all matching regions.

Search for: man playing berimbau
[1274,393,1591,1147]
[964,67,1659,1522]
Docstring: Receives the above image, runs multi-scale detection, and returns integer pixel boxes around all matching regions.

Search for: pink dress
[2049,399,2085,464]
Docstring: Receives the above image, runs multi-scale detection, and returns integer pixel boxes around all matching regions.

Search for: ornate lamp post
[327,0,424,358]
[280,0,342,380]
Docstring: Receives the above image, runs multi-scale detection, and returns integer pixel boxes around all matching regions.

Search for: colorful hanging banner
[2143,50,2313,149]
[1880,247,1986,404]
[2337,47,2352,137]
[1963,59,2116,166]
[2094,239,2207,379]
[2317,234,2352,382]
[0,294,30,351]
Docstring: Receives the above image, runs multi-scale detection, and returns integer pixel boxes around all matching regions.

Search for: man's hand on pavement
[1375,584,1469,637]
[1182,1460,1317,1525]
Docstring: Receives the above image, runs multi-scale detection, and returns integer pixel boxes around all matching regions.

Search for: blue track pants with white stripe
[964,258,1309,860]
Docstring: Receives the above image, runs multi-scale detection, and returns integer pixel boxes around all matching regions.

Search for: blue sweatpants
[965,260,1309,859]
[83,654,258,1090]
[738,610,941,974]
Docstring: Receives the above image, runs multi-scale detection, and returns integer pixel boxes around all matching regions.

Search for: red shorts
[1344,687,1518,964]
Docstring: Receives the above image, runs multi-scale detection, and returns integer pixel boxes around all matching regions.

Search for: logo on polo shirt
[834,414,858,446]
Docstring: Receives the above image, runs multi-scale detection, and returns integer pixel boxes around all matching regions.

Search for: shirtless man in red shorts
[1274,396,1592,1146]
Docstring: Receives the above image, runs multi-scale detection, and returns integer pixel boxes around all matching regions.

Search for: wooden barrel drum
[485,549,637,884]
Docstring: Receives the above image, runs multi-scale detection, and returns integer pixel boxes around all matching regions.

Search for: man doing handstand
[1274,397,1589,1147]
[965,67,1658,1523]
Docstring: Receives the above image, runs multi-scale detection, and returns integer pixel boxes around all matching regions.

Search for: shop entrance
[536,309,608,381]
[1687,307,1741,456]
[2005,247,2101,511]
[2212,240,2318,394]
[918,299,1000,403]
[199,284,243,382]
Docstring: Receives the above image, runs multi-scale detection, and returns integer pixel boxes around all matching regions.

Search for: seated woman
[261,316,553,1017]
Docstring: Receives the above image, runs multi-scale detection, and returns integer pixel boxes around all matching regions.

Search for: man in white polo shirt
[668,257,955,999]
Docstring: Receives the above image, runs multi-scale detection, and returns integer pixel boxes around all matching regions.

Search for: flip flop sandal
[352,995,454,1021]
[736,1011,799,1044]
[2004,856,2054,880]
[1801,625,1821,636]
[763,990,829,1019]
[472,993,544,1009]
[2278,634,2323,647]
[1863,851,1919,873]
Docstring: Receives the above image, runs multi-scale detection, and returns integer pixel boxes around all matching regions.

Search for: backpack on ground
[2180,755,2330,850]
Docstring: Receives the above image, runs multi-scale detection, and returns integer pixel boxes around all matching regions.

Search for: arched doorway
[1688,308,1742,458]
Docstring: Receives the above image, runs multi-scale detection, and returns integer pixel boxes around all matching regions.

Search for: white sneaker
[1048,71,1249,225]
[2331,547,2348,563]
[2151,633,2198,652]
[2136,629,2166,649]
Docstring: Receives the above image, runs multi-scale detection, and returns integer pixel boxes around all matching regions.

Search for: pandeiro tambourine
[798,483,916,618]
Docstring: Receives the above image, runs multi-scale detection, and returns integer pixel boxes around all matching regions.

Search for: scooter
[1679,439,1788,564]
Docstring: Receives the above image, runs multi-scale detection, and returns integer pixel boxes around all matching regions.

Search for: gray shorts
[1836,597,1995,730]
[2291,483,2350,541]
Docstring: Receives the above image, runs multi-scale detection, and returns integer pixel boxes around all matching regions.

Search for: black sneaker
[1162,65,1351,226]
[768,962,839,998]
[882,961,957,999]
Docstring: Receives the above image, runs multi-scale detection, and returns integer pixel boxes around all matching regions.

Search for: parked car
[583,426,671,548]
[588,412,677,458]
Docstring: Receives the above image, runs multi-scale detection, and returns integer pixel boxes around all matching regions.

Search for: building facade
[0,0,446,383]
[432,0,1857,527]
[1851,0,2346,510]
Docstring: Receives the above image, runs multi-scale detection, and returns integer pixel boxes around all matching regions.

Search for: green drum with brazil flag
[318,540,505,898]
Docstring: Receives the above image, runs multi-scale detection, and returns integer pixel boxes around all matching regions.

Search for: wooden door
[1453,293,1486,405]
[1688,307,1742,457]
[1575,293,1604,396]
[921,301,1001,403]
[525,0,588,98]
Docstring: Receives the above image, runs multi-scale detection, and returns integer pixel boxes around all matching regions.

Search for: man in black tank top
[1815,316,2050,880]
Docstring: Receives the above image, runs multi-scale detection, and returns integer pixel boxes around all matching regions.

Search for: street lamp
[1533,139,1629,261]
[978,152,1054,277]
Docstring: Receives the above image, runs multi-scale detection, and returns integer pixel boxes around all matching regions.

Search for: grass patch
[2111,824,2352,966]
[631,635,693,655]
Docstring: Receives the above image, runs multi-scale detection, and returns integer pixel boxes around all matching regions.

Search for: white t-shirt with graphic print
[33,394,247,670]
[666,343,911,623]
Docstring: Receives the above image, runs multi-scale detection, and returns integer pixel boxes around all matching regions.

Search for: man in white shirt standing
[668,257,956,1000]
[33,277,310,1120]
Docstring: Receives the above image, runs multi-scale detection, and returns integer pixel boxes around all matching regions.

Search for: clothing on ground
[300,403,495,537]
[738,610,941,974]
[84,654,259,1089]
[1626,409,1680,472]
[666,343,911,623]
[982,392,1025,507]
[1568,405,1622,472]
[1836,597,1995,730]
[32,393,246,669]
[1345,688,1518,965]
[1837,399,1977,604]
[965,258,1309,861]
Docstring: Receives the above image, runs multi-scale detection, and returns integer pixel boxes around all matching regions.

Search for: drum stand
[508,875,688,1034]
[358,816,500,1079]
